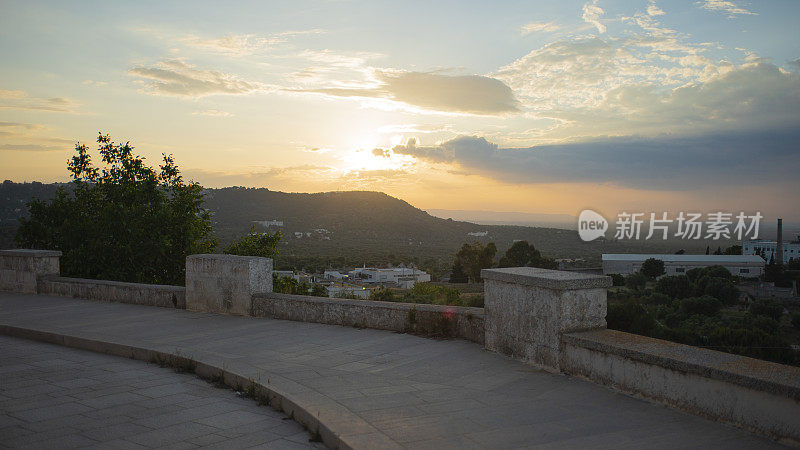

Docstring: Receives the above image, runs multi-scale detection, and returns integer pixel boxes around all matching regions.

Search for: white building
[602,254,764,278]
[323,270,346,280]
[325,282,372,299]
[254,220,283,227]
[348,267,431,288]
[743,238,800,264]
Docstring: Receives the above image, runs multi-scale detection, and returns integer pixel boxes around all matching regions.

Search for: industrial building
[349,267,431,288]
[602,254,765,278]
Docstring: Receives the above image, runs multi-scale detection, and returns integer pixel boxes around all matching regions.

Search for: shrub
[640,258,665,279]
[642,292,671,306]
[654,275,692,299]
[702,277,740,305]
[607,301,660,337]
[608,273,625,286]
[676,295,722,317]
[792,312,800,329]
[625,272,647,291]
[749,299,784,321]
[370,287,396,302]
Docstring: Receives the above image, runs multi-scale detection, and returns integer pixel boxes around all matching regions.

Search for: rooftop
[602,253,765,263]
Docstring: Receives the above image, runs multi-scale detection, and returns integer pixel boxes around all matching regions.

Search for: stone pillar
[185,254,272,316]
[0,249,61,294]
[482,267,611,371]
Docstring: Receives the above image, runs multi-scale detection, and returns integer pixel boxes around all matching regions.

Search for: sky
[1,0,799,221]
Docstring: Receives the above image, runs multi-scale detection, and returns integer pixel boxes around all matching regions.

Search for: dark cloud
[293,71,519,115]
[390,129,800,190]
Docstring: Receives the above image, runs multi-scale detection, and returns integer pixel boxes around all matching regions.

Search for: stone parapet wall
[37,275,185,309]
[482,267,610,371]
[562,329,800,443]
[0,249,61,294]
[185,254,272,316]
[252,292,485,344]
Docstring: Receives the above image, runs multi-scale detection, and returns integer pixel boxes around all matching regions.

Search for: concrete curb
[0,324,400,450]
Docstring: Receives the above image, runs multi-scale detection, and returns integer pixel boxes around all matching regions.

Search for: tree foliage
[223,226,281,259]
[640,257,665,279]
[608,266,796,365]
[455,242,496,283]
[15,133,215,285]
[497,240,557,269]
[448,258,469,283]
[272,275,326,297]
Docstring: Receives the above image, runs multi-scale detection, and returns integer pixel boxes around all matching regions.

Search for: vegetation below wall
[606,265,799,366]
[369,283,484,308]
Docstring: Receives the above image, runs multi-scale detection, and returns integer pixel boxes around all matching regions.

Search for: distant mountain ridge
[427,209,576,229]
[1,182,736,273]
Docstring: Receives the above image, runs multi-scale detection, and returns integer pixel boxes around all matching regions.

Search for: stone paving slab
[0,292,787,449]
[0,334,324,449]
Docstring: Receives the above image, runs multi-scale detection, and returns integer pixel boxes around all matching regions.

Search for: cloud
[389,129,800,190]
[0,122,43,130]
[0,143,66,152]
[582,0,606,33]
[647,1,665,16]
[0,122,72,152]
[129,59,264,97]
[183,29,324,56]
[493,16,800,142]
[696,0,757,17]
[191,109,232,117]
[372,148,390,158]
[82,80,108,87]
[294,70,519,115]
[0,90,78,112]
[521,22,561,35]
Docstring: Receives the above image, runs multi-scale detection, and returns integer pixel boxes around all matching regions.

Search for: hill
[1,182,736,277]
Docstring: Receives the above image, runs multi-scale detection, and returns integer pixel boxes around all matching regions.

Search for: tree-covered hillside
[1,182,735,275]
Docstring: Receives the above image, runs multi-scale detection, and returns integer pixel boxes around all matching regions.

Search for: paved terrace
[0,292,783,449]
[0,336,323,449]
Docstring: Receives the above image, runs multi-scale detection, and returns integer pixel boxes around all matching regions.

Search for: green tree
[15,133,215,285]
[224,226,281,258]
[625,272,647,291]
[640,258,665,280]
[370,286,396,302]
[655,275,692,299]
[497,240,557,269]
[455,242,496,283]
[749,299,784,321]
[448,258,469,283]
[723,245,742,255]
[609,273,625,286]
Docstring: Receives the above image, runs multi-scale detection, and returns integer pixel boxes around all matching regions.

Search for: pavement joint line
[0,323,398,450]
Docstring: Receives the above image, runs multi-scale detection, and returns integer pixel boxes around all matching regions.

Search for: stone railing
[481,266,800,443]
[561,329,800,441]
[2,249,799,442]
[0,249,61,293]
[252,292,484,343]
[37,275,185,309]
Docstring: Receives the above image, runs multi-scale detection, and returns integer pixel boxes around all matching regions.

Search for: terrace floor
[0,292,785,449]
[0,335,324,449]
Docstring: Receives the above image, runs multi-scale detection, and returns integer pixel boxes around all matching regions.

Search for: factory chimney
[776,218,784,266]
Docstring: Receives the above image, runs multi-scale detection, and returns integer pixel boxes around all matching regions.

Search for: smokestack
[776,218,784,266]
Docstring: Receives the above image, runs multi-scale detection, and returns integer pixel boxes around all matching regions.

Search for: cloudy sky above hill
[1,0,798,220]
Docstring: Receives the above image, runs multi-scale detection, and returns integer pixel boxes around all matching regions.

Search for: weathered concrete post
[482,267,611,371]
[185,254,272,316]
[0,249,61,294]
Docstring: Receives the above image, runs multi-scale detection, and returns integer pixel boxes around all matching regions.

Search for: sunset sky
[1,0,799,220]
